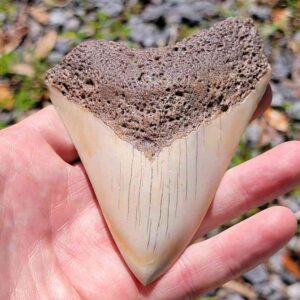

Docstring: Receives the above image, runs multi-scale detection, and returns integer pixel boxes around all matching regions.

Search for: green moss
[0,120,7,129]
[179,24,200,39]
[90,12,131,41]
[0,0,17,26]
[0,52,20,76]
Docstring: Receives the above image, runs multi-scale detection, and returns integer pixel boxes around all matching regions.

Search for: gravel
[129,16,169,47]
[49,9,67,26]
[243,265,269,284]
[48,51,63,64]
[287,283,300,300]
[94,0,124,17]
[245,121,261,147]
[28,20,43,42]
[249,4,271,21]
[54,39,71,54]
[64,17,80,31]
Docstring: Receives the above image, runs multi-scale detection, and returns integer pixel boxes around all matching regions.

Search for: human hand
[0,86,298,299]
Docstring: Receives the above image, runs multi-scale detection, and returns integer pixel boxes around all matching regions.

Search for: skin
[0,85,298,299]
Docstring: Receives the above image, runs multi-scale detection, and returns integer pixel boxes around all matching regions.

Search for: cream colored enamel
[48,66,271,285]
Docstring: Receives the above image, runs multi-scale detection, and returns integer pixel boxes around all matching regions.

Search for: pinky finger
[148,206,296,300]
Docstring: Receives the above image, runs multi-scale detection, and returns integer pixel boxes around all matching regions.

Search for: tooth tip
[130,260,167,286]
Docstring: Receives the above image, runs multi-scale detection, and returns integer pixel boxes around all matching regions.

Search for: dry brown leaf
[29,6,49,25]
[0,83,15,110]
[264,108,290,132]
[272,8,290,30]
[282,250,300,280]
[0,9,28,55]
[10,63,35,77]
[34,30,57,59]
[40,90,50,102]
[0,25,28,55]
[223,280,257,299]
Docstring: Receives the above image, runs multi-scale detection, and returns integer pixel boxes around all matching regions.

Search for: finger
[10,105,78,163]
[196,141,300,237]
[149,206,296,300]
[251,84,272,120]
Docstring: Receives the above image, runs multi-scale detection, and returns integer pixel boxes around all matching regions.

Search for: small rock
[294,31,300,43]
[13,109,40,123]
[79,26,96,38]
[28,20,43,42]
[271,83,284,107]
[48,51,63,64]
[272,82,298,105]
[270,132,285,147]
[269,274,286,290]
[64,17,80,31]
[293,56,300,85]
[287,236,300,251]
[142,5,164,22]
[245,120,261,147]
[225,294,245,300]
[205,288,218,296]
[194,1,218,18]
[243,264,269,284]
[269,252,284,273]
[254,282,273,297]
[0,112,14,124]
[269,293,288,300]
[281,195,300,212]
[49,9,67,26]
[74,8,85,17]
[85,12,97,22]
[54,39,71,54]
[272,57,290,82]
[177,3,201,23]
[94,0,124,17]
[281,271,298,285]
[287,283,300,300]
[129,16,163,47]
[249,4,271,20]
[272,49,293,82]
[0,12,6,23]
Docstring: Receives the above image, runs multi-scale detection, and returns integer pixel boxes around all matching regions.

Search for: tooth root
[48,67,271,285]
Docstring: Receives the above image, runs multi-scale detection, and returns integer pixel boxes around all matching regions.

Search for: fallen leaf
[264,108,290,132]
[223,280,256,299]
[10,63,35,77]
[0,83,15,110]
[29,6,49,25]
[272,8,290,31]
[40,90,50,102]
[34,30,57,59]
[282,250,300,280]
[0,13,28,55]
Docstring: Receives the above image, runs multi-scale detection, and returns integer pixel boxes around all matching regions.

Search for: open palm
[0,87,298,300]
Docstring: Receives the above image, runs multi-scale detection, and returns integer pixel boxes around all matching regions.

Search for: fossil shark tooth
[45,17,271,285]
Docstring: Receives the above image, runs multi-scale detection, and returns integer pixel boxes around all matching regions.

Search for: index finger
[251,84,272,120]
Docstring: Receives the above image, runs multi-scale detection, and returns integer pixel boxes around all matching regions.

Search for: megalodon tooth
[45,17,271,285]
